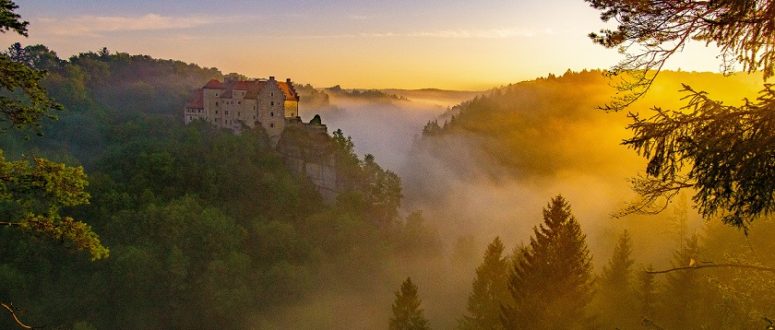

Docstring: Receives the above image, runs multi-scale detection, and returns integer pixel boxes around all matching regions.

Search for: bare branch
[646,263,775,274]
[1,302,34,329]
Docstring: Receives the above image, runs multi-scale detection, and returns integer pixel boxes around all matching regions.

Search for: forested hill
[411,69,762,182]
[0,46,221,164]
[0,46,438,329]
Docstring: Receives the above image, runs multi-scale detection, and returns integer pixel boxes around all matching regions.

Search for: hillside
[0,46,440,329]
[403,69,766,270]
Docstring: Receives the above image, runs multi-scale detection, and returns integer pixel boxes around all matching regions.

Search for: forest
[1,0,774,329]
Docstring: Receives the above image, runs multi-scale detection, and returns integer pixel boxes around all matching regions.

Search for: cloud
[33,13,217,37]
[287,27,545,40]
[407,27,538,39]
[348,15,370,21]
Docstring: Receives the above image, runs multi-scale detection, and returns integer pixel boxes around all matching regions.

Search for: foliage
[621,84,775,229]
[586,0,775,228]
[586,0,774,110]
[0,0,25,36]
[635,265,657,321]
[0,38,431,327]
[596,230,637,328]
[330,128,403,224]
[390,277,431,330]
[0,1,107,261]
[0,8,62,132]
[0,151,108,260]
[502,195,594,329]
[458,236,510,330]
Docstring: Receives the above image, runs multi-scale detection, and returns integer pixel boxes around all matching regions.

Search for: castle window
[215,110,219,114]
[270,123,274,128]
[238,112,240,117]
[238,101,241,104]
[253,106,256,110]
[215,102,218,106]
[271,112,274,117]
[271,101,274,106]
[225,111,229,115]
[215,93,218,96]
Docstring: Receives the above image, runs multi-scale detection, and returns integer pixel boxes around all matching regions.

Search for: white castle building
[184,76,300,144]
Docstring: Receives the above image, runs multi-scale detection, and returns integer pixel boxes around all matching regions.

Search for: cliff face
[276,118,342,202]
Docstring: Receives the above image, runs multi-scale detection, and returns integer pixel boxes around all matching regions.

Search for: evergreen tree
[502,195,593,329]
[660,236,706,329]
[635,265,657,322]
[459,237,510,330]
[390,277,430,330]
[597,230,637,328]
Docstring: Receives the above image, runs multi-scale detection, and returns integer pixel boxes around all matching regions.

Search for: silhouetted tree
[586,0,774,110]
[459,237,510,330]
[502,195,593,329]
[587,0,775,229]
[636,265,657,321]
[660,236,705,329]
[597,230,637,328]
[390,277,430,330]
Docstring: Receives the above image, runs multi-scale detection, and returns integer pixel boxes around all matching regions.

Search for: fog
[284,72,760,329]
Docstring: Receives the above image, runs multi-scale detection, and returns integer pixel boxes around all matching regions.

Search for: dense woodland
[407,70,775,329]
[2,44,773,329]
[0,44,438,329]
[1,1,773,327]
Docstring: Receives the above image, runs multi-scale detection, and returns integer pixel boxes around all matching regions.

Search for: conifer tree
[635,265,657,321]
[390,277,430,330]
[502,195,593,329]
[459,237,510,330]
[661,236,705,329]
[597,230,637,328]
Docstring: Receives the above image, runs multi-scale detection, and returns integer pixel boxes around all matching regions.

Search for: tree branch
[646,263,775,274]
[1,302,34,329]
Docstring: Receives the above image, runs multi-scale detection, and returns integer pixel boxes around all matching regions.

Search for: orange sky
[1,0,724,89]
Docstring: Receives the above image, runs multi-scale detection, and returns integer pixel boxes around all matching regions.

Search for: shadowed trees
[390,277,431,330]
[586,0,775,229]
[596,230,637,328]
[458,236,510,330]
[502,195,594,329]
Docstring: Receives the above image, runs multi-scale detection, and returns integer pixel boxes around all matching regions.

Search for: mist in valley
[281,70,772,329]
[1,0,773,326]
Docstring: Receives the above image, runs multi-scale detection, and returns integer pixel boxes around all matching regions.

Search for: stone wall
[276,118,341,202]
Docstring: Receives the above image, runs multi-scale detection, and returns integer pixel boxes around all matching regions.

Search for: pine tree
[458,237,510,330]
[597,230,637,328]
[390,277,430,330]
[502,195,593,329]
[661,236,706,329]
[635,265,657,321]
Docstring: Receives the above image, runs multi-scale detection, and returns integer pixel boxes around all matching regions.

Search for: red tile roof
[203,79,224,89]
[195,78,298,102]
[233,80,253,90]
[278,81,299,101]
[185,89,204,108]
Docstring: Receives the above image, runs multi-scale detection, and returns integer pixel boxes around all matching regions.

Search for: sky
[2,0,723,89]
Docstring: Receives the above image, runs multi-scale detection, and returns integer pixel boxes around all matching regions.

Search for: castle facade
[184,76,341,201]
[184,76,300,144]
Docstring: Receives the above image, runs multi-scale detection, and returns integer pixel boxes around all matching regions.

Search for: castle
[184,76,341,201]
[184,76,300,145]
